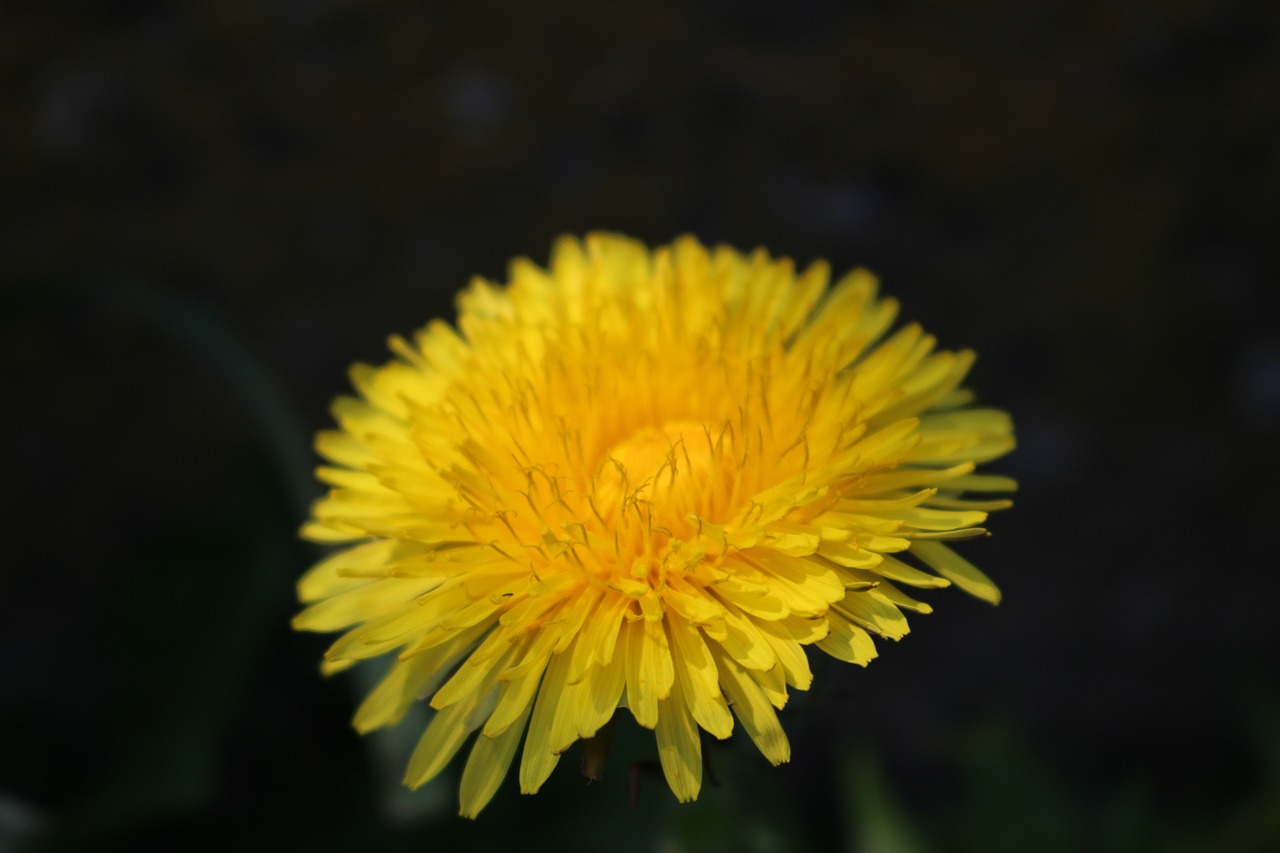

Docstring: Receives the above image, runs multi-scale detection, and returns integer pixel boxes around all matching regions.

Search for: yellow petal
[297,539,398,603]
[567,593,630,683]
[481,659,543,738]
[835,590,910,641]
[624,618,674,729]
[756,620,814,690]
[744,550,846,605]
[712,577,790,620]
[867,553,952,589]
[888,506,989,532]
[910,541,1002,604]
[518,643,577,794]
[666,614,734,739]
[662,581,728,625]
[314,429,373,468]
[458,694,532,818]
[707,604,777,672]
[947,472,1017,493]
[906,431,1015,466]
[552,585,603,653]
[714,649,790,765]
[919,408,1013,436]
[355,619,492,733]
[294,574,442,634]
[816,614,878,666]
[854,462,975,496]
[404,656,505,790]
[871,579,934,614]
[431,638,511,711]
[655,672,703,802]
[777,614,830,644]
[549,644,626,753]
[754,656,789,710]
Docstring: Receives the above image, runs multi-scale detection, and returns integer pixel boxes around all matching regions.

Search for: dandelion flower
[294,233,1015,816]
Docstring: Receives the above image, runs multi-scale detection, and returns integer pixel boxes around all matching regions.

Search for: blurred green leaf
[52,505,291,845]
[841,747,932,853]
[99,285,316,520]
[954,722,1080,853]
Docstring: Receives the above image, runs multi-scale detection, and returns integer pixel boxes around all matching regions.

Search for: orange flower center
[592,419,733,535]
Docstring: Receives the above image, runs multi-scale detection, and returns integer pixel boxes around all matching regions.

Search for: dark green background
[3,1,1277,850]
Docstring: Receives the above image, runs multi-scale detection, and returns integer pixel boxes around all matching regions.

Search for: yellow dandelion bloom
[294,233,1015,817]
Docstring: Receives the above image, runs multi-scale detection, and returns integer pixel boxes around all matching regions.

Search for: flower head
[295,233,1015,816]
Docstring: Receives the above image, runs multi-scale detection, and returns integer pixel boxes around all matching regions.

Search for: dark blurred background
[3,1,1278,851]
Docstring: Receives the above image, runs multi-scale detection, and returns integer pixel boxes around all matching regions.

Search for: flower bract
[295,233,1015,816]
